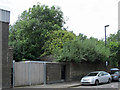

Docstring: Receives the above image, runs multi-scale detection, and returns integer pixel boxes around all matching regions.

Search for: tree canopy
[41,30,76,57]
[9,3,120,66]
[9,4,65,61]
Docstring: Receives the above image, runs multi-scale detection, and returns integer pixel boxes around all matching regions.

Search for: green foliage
[108,41,120,67]
[106,30,120,67]
[9,2,119,64]
[54,37,110,63]
[41,30,76,56]
[107,30,120,42]
[78,33,87,40]
[9,3,65,61]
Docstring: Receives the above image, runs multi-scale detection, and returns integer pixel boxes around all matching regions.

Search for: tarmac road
[71,82,119,88]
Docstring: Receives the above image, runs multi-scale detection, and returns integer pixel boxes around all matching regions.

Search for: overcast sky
[0,0,119,39]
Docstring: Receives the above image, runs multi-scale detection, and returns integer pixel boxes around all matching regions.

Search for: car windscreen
[87,72,98,76]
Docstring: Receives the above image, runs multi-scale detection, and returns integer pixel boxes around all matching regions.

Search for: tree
[9,3,65,61]
[41,30,76,56]
[77,33,87,40]
[107,30,120,42]
[108,41,120,67]
[107,30,120,67]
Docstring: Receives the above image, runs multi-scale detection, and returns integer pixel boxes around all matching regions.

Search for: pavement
[15,81,81,88]
[14,81,119,88]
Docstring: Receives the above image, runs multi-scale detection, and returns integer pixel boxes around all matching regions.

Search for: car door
[98,72,105,83]
[103,72,109,82]
[101,73,106,82]
[99,72,107,83]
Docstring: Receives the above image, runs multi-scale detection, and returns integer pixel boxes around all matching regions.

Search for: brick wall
[69,62,112,81]
[46,62,70,83]
[46,63,62,83]
[45,62,112,83]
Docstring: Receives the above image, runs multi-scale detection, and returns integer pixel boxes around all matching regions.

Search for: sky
[0,0,119,39]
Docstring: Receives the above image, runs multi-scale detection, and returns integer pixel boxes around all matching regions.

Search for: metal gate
[13,61,46,86]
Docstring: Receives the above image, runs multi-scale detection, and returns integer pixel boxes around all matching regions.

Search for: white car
[81,71,112,85]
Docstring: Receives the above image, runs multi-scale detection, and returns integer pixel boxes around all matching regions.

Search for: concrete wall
[1,23,13,88]
[0,21,2,88]
[1,22,10,88]
[0,9,11,88]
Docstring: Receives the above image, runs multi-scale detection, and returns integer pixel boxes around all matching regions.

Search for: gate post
[43,62,46,85]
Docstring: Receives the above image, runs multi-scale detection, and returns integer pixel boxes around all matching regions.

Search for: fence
[14,61,46,86]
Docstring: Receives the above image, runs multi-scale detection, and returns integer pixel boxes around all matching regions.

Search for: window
[103,72,108,75]
[87,72,98,76]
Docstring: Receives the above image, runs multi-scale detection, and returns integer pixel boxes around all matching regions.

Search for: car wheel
[108,78,111,83]
[95,80,99,86]
[81,84,84,86]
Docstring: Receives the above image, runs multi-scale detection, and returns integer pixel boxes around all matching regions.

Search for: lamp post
[104,25,109,69]
[105,25,109,46]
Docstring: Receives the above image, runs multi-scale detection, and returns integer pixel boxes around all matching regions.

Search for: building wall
[1,22,9,88]
[118,1,120,30]
[0,9,10,88]
[0,21,2,88]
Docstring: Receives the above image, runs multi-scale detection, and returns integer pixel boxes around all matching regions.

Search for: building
[118,1,120,30]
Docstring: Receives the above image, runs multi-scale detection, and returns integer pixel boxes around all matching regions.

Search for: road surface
[71,82,119,88]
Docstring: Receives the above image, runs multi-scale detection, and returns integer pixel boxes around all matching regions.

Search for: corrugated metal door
[14,62,45,86]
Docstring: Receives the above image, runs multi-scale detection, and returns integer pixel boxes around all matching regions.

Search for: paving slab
[15,81,81,88]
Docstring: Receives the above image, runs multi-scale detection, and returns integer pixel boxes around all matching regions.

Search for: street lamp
[104,25,109,46]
